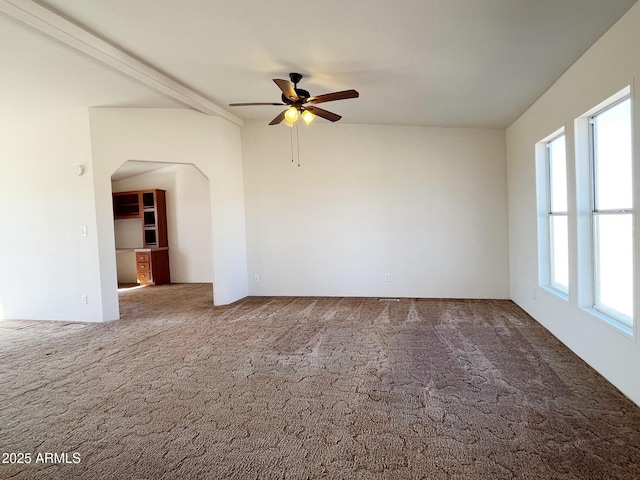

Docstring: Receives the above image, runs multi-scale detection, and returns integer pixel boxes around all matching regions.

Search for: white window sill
[541,285,569,303]
[581,306,635,339]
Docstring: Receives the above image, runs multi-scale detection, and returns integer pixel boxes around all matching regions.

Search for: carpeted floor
[1,284,639,479]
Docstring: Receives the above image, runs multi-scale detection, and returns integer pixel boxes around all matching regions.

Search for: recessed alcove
[111,160,213,290]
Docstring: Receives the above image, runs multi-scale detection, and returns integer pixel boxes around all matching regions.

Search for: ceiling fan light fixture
[301,110,315,125]
[229,73,358,125]
[284,106,299,123]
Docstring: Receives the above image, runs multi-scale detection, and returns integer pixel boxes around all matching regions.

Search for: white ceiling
[110,160,179,182]
[1,0,637,135]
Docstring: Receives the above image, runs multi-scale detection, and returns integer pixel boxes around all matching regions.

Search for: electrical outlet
[384,273,391,282]
[254,274,260,283]
[81,295,88,305]
[80,226,87,237]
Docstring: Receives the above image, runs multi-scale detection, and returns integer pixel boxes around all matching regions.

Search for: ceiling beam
[0,0,243,126]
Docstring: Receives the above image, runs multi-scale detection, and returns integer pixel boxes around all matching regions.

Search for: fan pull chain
[290,124,294,163]
[296,122,300,167]
[287,121,301,166]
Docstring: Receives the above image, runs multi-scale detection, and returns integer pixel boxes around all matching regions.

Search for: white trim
[536,128,570,297]
[575,86,635,335]
[541,285,570,303]
[583,306,634,339]
[583,85,632,118]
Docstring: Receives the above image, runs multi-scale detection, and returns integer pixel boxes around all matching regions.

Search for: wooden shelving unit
[112,192,140,218]
[113,189,170,285]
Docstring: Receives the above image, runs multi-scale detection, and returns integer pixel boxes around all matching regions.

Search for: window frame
[536,128,570,301]
[588,95,634,328]
[546,133,569,294]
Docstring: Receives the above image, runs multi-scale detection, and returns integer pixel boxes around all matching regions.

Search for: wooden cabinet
[112,192,140,218]
[135,248,170,286]
[113,189,168,248]
[113,189,170,285]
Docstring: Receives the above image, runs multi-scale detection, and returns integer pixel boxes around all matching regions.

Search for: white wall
[506,2,640,405]
[243,121,509,299]
[112,164,213,283]
[0,110,104,321]
[89,108,248,316]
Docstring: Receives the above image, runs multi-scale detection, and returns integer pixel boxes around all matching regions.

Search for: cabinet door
[140,190,168,248]
[149,250,170,285]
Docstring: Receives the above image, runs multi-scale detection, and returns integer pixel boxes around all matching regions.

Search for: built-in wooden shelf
[113,189,170,285]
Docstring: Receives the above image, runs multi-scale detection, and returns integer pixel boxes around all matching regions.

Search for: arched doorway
[111,160,213,301]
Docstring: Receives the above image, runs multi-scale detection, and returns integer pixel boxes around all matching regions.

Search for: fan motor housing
[282,88,310,104]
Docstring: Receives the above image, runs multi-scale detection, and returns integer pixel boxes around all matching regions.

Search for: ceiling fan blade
[274,79,299,102]
[229,102,285,106]
[306,89,359,105]
[269,110,287,125]
[305,106,342,122]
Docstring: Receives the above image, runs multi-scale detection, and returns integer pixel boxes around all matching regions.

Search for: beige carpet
[1,284,639,479]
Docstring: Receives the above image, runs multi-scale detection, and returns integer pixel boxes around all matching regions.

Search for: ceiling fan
[229,73,359,125]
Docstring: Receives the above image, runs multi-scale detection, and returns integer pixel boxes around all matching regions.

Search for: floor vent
[378,298,400,302]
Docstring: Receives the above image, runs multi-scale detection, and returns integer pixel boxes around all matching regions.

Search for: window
[536,130,569,298]
[547,134,569,293]
[589,96,633,327]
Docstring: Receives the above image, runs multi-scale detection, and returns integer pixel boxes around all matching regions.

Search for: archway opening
[111,160,213,308]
